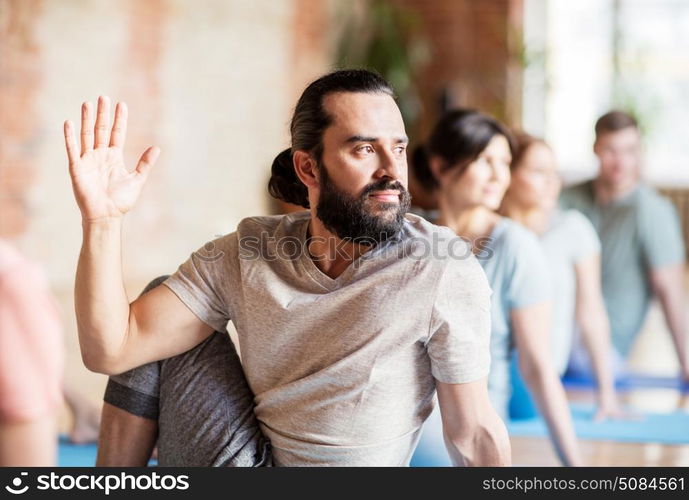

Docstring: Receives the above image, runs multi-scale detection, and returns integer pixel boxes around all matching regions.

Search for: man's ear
[294,150,319,188]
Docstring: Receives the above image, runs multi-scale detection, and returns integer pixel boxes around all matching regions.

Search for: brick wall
[393,0,523,135]
[0,0,43,239]
[0,0,298,401]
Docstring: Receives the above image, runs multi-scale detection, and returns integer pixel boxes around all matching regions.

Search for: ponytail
[268,148,310,209]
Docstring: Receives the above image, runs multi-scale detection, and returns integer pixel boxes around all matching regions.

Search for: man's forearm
[75,218,131,373]
[469,417,511,466]
[654,271,688,373]
[445,413,511,466]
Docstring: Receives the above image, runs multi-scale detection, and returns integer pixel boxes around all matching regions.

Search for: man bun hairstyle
[268,69,395,208]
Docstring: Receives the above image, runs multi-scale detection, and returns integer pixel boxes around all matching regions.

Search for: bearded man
[64,69,508,467]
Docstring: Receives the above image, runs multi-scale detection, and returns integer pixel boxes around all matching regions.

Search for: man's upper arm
[649,263,685,297]
[436,378,493,438]
[121,283,215,373]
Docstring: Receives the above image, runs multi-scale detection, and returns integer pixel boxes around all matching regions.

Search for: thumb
[135,146,161,180]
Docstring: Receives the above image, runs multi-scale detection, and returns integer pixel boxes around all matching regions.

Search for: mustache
[361,180,407,198]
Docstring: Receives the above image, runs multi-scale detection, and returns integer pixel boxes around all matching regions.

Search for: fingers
[94,95,111,148]
[64,120,78,166]
[109,102,128,149]
[134,146,161,180]
[80,101,93,156]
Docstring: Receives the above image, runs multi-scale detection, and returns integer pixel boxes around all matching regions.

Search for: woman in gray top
[412,110,581,466]
[501,133,622,420]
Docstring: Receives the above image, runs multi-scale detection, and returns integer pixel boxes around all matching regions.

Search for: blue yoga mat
[563,373,689,392]
[58,436,98,466]
[508,404,689,444]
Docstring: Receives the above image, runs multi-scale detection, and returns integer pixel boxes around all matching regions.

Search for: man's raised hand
[64,96,160,223]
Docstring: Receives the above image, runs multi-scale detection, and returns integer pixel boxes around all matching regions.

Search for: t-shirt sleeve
[426,254,492,384]
[507,227,551,310]
[639,197,685,269]
[162,234,238,333]
[567,210,601,263]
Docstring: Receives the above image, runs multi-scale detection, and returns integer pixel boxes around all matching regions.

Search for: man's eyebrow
[345,135,409,144]
[345,135,378,143]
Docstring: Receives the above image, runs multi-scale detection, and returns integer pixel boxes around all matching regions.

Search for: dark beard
[315,161,411,245]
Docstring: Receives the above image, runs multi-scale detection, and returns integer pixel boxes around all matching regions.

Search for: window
[523,0,689,185]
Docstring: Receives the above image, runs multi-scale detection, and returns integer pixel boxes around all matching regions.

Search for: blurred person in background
[501,132,622,420]
[412,109,581,466]
[560,111,688,381]
[0,186,100,466]
[0,238,63,466]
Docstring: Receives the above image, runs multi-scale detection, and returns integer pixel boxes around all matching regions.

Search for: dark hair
[594,110,638,140]
[510,131,548,171]
[268,69,395,208]
[412,109,514,191]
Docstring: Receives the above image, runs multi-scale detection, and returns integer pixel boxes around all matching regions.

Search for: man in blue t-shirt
[560,111,688,381]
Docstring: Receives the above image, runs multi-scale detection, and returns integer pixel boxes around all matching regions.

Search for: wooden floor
[512,436,689,466]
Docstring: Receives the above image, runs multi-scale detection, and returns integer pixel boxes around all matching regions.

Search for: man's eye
[394,145,407,154]
[358,145,374,154]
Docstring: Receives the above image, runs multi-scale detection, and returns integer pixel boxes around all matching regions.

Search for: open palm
[63,96,160,222]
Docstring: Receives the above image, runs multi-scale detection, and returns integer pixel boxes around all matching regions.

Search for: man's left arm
[643,197,688,380]
[649,264,688,380]
[435,379,511,466]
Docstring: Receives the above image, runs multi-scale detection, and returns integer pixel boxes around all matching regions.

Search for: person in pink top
[0,238,64,465]
[0,188,100,465]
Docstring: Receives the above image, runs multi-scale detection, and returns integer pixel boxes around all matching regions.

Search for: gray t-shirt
[560,181,685,356]
[541,210,601,374]
[477,217,551,419]
[163,211,492,466]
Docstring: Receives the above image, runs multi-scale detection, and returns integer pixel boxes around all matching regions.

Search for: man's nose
[374,151,402,180]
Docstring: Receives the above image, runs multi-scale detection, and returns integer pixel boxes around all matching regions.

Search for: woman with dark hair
[411,109,581,466]
[501,133,622,420]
